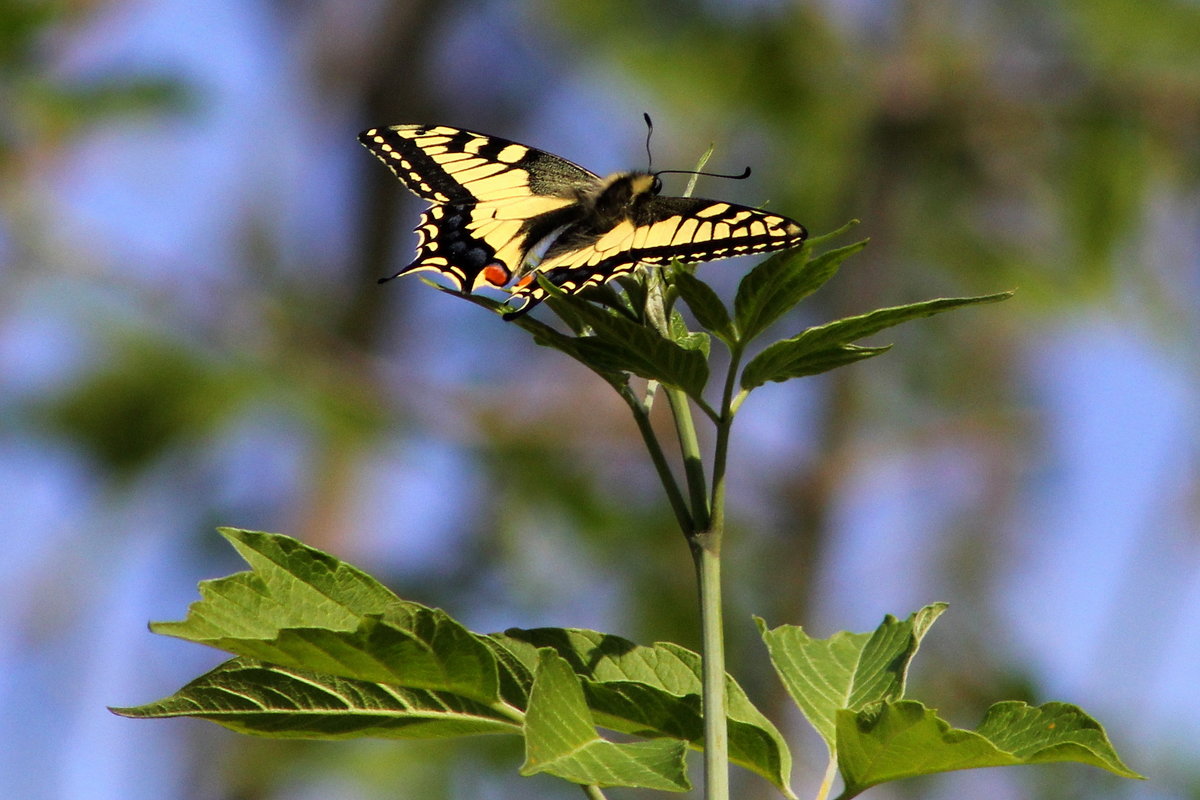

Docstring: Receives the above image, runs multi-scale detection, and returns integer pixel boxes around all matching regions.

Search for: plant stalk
[644,262,730,800]
[581,783,608,800]
[692,527,727,800]
[622,386,693,533]
[662,381,729,800]
[666,386,710,531]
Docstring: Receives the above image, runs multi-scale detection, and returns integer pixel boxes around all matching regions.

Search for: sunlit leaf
[536,284,709,397]
[733,238,867,343]
[496,628,794,796]
[670,308,711,358]
[151,529,501,703]
[110,657,520,739]
[759,604,946,751]
[835,700,1143,798]
[520,649,691,791]
[741,292,1012,389]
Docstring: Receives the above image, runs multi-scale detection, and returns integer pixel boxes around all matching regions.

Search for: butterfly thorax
[586,172,660,222]
[545,172,661,256]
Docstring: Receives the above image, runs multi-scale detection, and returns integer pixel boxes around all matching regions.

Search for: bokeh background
[2,1,1198,798]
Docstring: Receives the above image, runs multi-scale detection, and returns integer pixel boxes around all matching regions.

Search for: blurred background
[2,1,1197,798]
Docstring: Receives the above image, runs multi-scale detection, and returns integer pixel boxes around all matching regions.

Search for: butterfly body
[358,124,806,317]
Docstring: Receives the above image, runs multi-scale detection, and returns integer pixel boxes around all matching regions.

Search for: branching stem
[621,385,693,533]
[641,268,734,800]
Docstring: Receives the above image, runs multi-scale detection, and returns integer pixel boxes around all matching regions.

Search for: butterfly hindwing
[358,124,601,292]
[509,195,807,311]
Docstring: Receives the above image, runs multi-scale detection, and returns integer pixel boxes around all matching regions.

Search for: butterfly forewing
[359,124,600,292]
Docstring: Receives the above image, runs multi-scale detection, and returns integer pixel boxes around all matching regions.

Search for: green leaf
[110,657,521,739]
[733,238,868,343]
[673,270,735,343]
[760,604,946,752]
[741,292,1012,390]
[614,274,650,314]
[520,649,691,791]
[538,284,709,397]
[572,333,708,397]
[764,606,1140,796]
[496,627,794,796]
[835,700,1143,798]
[741,342,892,387]
[419,281,638,392]
[669,309,711,358]
[481,634,536,709]
[151,529,501,703]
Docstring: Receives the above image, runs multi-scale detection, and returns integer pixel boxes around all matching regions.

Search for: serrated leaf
[734,239,868,343]
[496,628,794,796]
[740,292,1012,390]
[673,270,734,342]
[835,700,1143,798]
[760,604,946,752]
[152,529,501,703]
[521,649,691,791]
[975,701,1140,775]
[110,657,521,739]
[741,343,891,388]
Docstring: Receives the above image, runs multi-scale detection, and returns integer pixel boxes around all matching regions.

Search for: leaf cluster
[461,224,1012,417]
[114,530,1140,797]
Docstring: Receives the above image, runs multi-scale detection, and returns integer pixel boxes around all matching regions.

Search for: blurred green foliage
[4,1,1197,799]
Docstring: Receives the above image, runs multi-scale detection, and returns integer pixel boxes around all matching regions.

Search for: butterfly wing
[358,124,601,292]
[506,195,807,316]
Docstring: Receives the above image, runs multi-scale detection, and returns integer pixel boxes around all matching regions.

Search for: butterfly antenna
[642,114,751,184]
[653,165,752,181]
[643,112,654,172]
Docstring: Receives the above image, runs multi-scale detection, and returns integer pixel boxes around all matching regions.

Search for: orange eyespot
[482,263,511,287]
[515,273,535,288]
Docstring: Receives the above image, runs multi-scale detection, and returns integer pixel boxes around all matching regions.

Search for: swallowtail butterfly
[358,123,807,318]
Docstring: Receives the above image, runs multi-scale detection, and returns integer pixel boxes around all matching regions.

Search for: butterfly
[358,123,807,318]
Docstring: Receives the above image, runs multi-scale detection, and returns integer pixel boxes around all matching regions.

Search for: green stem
[643,263,727,800]
[665,387,710,532]
[689,347,744,800]
[621,385,693,533]
[662,377,728,800]
[692,528,727,800]
[580,782,609,800]
[710,347,743,527]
